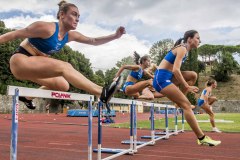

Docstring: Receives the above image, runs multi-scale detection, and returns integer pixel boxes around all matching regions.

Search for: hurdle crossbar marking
[8,86,94,101]
[135,100,151,106]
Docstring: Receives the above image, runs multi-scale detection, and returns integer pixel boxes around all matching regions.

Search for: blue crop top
[164,50,188,64]
[28,22,68,55]
[201,89,211,97]
[129,68,143,80]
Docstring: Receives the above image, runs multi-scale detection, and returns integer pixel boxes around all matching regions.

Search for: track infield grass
[110,113,240,132]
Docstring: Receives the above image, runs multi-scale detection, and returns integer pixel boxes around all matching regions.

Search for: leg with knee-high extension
[139,87,154,100]
[10,54,102,96]
[125,79,152,97]
[172,71,198,95]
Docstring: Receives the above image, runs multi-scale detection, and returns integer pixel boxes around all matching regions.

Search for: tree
[0,21,5,28]
[198,44,240,76]
[94,70,105,86]
[198,44,216,75]
[213,51,239,81]
[116,56,134,68]
[149,39,174,64]
[198,60,206,73]
[104,67,118,86]
[95,70,105,79]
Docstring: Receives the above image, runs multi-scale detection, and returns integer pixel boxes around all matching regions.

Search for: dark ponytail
[133,51,150,65]
[174,38,184,47]
[133,51,141,64]
[174,30,198,47]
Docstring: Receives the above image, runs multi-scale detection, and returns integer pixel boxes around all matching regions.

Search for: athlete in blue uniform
[114,52,154,99]
[0,1,125,109]
[197,79,221,133]
[153,30,221,146]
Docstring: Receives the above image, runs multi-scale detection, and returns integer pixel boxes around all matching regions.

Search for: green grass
[111,113,240,133]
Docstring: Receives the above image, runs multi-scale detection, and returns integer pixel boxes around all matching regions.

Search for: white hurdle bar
[7,86,94,160]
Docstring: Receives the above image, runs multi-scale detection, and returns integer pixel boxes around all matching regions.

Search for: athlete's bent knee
[178,101,192,110]
[148,95,154,100]
[55,79,70,92]
[209,113,214,118]
[61,62,74,75]
[57,83,69,91]
[190,71,197,82]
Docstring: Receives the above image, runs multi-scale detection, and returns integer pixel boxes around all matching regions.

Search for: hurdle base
[121,140,150,145]
[93,148,132,154]
[155,132,167,135]
[179,129,184,133]
[141,135,161,139]
[155,130,175,135]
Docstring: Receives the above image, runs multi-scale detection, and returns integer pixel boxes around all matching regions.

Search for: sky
[1,0,240,71]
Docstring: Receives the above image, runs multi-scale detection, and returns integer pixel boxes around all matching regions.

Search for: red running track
[0,113,240,160]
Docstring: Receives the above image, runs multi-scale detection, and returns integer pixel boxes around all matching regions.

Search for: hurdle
[7,85,94,160]
[121,101,156,152]
[93,98,135,160]
[93,97,185,159]
[126,101,175,152]
[155,105,184,137]
[120,101,184,152]
[135,102,169,148]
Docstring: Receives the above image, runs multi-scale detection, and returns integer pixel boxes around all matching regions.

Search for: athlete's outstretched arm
[68,26,126,45]
[114,65,140,79]
[0,21,52,44]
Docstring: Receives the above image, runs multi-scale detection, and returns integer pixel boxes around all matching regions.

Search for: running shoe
[100,76,123,104]
[197,136,221,146]
[19,97,36,110]
[212,127,222,133]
